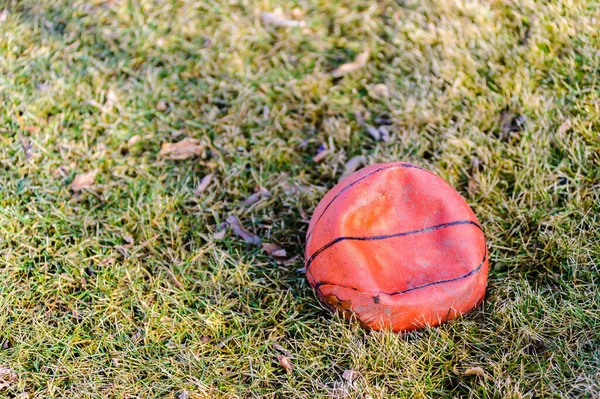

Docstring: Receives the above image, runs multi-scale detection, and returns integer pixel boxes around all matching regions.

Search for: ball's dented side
[305,162,488,332]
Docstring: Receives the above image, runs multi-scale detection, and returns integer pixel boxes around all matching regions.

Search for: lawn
[1,0,599,397]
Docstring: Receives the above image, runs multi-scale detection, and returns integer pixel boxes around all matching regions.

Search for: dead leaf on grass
[463,366,492,380]
[332,51,369,78]
[342,369,360,382]
[312,144,330,163]
[23,126,39,133]
[374,116,392,125]
[261,11,305,28]
[213,229,227,240]
[277,354,294,373]
[354,111,365,127]
[263,243,287,259]
[243,187,272,206]
[70,170,97,191]
[273,342,292,357]
[99,258,115,267]
[127,135,141,147]
[115,234,135,258]
[373,83,389,98]
[366,124,381,141]
[18,134,33,160]
[279,254,301,266]
[467,178,479,197]
[159,138,204,160]
[272,249,286,257]
[0,366,17,390]
[226,216,261,245]
[194,174,214,196]
[343,156,365,179]
[201,336,211,344]
[106,90,118,110]
[378,126,391,142]
[557,119,572,135]
[500,110,527,140]
[263,243,282,256]
[156,101,168,111]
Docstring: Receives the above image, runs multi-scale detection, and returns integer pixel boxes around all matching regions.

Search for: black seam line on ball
[305,219,483,273]
[306,163,430,241]
[313,249,487,297]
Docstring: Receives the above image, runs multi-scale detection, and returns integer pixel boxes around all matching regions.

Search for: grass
[1,0,599,397]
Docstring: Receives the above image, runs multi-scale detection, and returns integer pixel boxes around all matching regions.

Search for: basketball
[305,162,488,332]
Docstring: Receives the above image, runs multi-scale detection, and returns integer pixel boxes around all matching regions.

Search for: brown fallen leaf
[471,157,483,172]
[53,165,70,179]
[156,101,167,111]
[342,369,360,382]
[467,177,479,198]
[99,258,115,267]
[272,249,287,257]
[292,8,304,19]
[159,138,203,160]
[354,111,365,127]
[226,215,261,245]
[299,207,308,221]
[127,135,141,146]
[557,119,572,135]
[273,342,292,357]
[243,193,262,206]
[71,308,82,322]
[373,83,389,98]
[276,254,301,267]
[123,235,134,245]
[378,126,391,142]
[261,11,305,28]
[464,366,491,380]
[115,234,135,258]
[213,229,227,240]
[332,51,369,78]
[499,110,526,140]
[344,156,366,176]
[18,134,33,160]
[263,243,283,256]
[366,125,381,141]
[243,187,272,206]
[132,329,143,344]
[194,174,214,196]
[106,90,118,110]
[0,366,17,390]
[263,242,287,258]
[374,116,392,125]
[277,354,294,373]
[312,145,330,163]
[70,170,97,191]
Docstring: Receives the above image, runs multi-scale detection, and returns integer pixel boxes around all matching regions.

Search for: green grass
[1,0,599,397]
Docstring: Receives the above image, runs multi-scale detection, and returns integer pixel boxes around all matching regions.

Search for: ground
[0,0,599,398]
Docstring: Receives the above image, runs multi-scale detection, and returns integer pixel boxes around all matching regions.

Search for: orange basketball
[305,162,488,332]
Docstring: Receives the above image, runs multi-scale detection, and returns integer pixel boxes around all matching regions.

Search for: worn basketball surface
[305,162,488,332]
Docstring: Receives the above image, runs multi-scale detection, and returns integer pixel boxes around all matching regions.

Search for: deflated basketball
[305,162,488,332]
